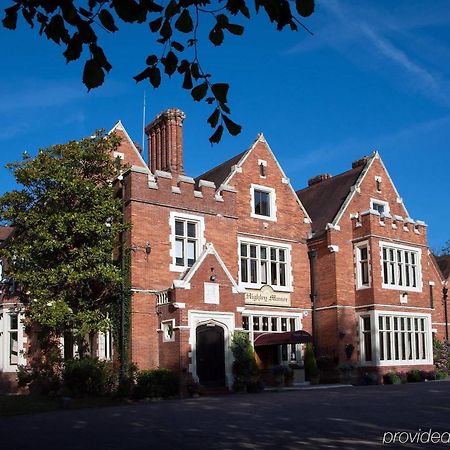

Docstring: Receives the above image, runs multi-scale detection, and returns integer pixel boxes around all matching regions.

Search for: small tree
[231,331,259,392]
[304,343,319,381]
[0,132,128,354]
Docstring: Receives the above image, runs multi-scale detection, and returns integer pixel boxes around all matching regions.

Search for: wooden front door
[196,324,225,387]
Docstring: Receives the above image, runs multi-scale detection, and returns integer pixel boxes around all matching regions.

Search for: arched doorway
[196,324,225,387]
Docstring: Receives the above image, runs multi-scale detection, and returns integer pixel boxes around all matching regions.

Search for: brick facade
[0,108,448,391]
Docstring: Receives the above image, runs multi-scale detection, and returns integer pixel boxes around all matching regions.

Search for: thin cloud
[286,0,450,104]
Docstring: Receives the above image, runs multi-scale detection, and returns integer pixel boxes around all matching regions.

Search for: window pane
[250,259,258,283]
[254,190,270,216]
[260,261,267,284]
[253,316,260,331]
[243,316,249,330]
[360,247,367,260]
[281,318,287,331]
[271,262,277,285]
[279,249,285,262]
[279,263,286,286]
[175,239,184,266]
[271,317,278,331]
[250,245,257,258]
[262,317,269,331]
[290,318,296,331]
[260,246,267,259]
[270,248,276,261]
[175,220,184,236]
[187,222,196,238]
[241,258,248,282]
[187,240,196,266]
[10,314,18,330]
[240,244,247,257]
[10,331,18,365]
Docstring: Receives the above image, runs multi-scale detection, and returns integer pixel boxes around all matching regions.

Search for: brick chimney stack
[145,108,186,175]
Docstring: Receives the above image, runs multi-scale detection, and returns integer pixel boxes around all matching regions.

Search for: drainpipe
[444,285,449,341]
[308,249,318,356]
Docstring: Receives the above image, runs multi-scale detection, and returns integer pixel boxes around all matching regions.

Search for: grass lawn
[0,394,127,417]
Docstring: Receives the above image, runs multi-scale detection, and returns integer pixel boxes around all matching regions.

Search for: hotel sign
[245,285,291,307]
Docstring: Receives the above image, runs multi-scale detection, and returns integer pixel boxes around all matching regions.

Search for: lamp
[145,241,152,255]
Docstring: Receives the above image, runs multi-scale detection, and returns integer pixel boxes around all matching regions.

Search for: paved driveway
[1,382,450,450]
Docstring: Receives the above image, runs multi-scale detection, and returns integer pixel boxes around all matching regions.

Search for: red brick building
[297,154,447,377]
[0,108,448,389]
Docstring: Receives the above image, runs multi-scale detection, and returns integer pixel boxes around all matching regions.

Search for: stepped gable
[194,150,247,189]
[296,164,366,236]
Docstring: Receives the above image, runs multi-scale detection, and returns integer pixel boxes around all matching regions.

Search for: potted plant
[304,343,320,385]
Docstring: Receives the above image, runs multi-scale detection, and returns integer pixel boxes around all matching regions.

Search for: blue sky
[0,0,449,251]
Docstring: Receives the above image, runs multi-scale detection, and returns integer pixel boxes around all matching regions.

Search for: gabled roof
[296,164,366,236]
[0,226,13,242]
[173,243,244,293]
[194,150,247,189]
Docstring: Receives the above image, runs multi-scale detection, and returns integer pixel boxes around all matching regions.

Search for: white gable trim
[333,152,410,228]
[108,120,149,172]
[219,134,311,222]
[174,242,245,293]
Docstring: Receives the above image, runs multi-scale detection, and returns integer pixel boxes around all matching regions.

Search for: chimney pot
[308,173,332,187]
[146,108,186,175]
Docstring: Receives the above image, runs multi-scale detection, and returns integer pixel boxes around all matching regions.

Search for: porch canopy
[253,330,313,347]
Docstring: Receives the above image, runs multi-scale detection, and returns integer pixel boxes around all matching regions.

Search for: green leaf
[165,0,180,19]
[223,115,242,136]
[2,5,19,30]
[207,108,220,128]
[45,15,70,44]
[191,63,201,80]
[209,125,224,144]
[83,59,105,90]
[171,41,184,52]
[149,16,163,32]
[79,8,93,18]
[112,0,143,23]
[149,66,161,88]
[174,9,193,33]
[99,9,119,32]
[146,54,158,65]
[163,51,178,76]
[90,44,112,72]
[211,83,229,103]
[160,19,172,39]
[182,70,193,89]
[134,67,152,82]
[191,82,208,101]
[226,23,244,35]
[296,0,314,17]
[63,33,83,62]
[209,27,224,46]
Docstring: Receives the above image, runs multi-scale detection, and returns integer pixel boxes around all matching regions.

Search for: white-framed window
[169,212,205,272]
[97,328,113,360]
[370,198,389,216]
[238,237,291,291]
[380,242,422,292]
[243,311,302,363]
[355,241,370,289]
[162,319,175,342]
[250,184,277,221]
[0,307,25,372]
[358,311,432,366]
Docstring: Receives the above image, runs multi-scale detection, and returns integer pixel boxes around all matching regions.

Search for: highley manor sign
[245,285,291,307]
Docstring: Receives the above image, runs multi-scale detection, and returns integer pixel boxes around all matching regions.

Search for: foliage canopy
[2,0,314,143]
[0,132,127,339]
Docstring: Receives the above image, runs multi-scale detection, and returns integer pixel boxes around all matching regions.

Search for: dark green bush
[383,372,401,385]
[134,368,178,399]
[62,357,118,396]
[406,369,421,383]
[231,331,260,392]
[436,371,448,380]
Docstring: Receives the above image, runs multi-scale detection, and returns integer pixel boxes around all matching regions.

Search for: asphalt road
[1,382,450,450]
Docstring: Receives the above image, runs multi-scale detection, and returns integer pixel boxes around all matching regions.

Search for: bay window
[359,311,432,366]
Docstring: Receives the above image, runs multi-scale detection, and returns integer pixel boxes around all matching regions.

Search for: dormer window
[251,184,277,221]
[371,198,389,216]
